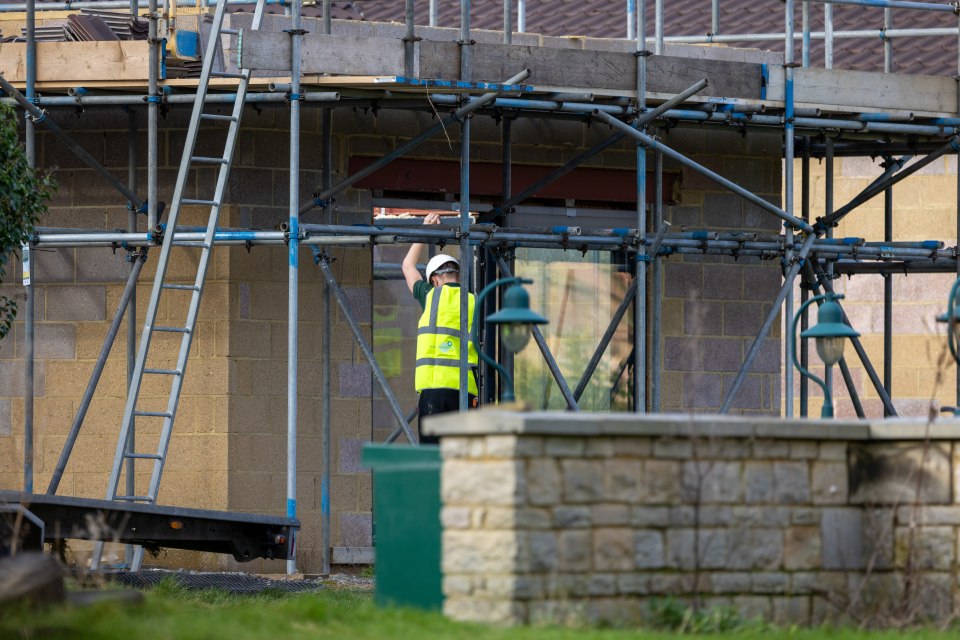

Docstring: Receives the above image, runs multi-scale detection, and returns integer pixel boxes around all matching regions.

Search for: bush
[0,103,54,338]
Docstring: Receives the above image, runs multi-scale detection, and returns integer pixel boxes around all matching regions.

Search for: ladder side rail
[104,0,241,501]
[142,0,270,498]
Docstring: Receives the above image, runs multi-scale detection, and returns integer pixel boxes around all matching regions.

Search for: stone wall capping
[425,410,946,441]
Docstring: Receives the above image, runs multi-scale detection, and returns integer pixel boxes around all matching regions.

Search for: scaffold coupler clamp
[28,102,47,125]
[281,222,304,245]
[310,244,332,265]
[312,193,330,209]
[953,1,960,15]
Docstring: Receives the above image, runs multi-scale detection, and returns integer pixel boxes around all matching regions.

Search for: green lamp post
[936,277,960,365]
[792,293,861,418]
[471,277,548,403]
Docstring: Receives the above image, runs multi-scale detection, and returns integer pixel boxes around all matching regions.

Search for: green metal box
[361,443,443,611]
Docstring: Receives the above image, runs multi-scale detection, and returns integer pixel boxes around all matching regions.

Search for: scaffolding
[4,0,960,575]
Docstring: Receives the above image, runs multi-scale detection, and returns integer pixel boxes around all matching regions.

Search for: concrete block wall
[790,155,959,418]
[659,128,784,414]
[431,411,960,626]
[3,82,784,571]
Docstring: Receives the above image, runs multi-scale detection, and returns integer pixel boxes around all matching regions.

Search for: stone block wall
[431,411,960,626]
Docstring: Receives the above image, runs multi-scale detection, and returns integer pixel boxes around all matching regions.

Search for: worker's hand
[423,212,442,226]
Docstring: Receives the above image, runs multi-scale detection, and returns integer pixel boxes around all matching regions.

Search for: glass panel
[513,248,633,411]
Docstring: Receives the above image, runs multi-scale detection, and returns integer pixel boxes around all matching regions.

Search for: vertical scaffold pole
[125,108,139,566]
[23,0,36,494]
[320,0,332,578]
[784,0,796,418]
[800,138,810,417]
[651,145,663,412]
[490,0,512,403]
[711,0,719,36]
[884,8,893,73]
[429,0,437,27]
[404,0,415,77]
[802,2,810,67]
[634,0,647,412]
[504,0,512,44]
[824,2,833,69]
[824,137,835,395]
[883,12,894,416]
[627,0,635,40]
[147,0,158,229]
[459,0,472,412]
[517,0,525,33]
[654,0,663,55]
[286,0,303,575]
[500,120,514,401]
[956,15,960,409]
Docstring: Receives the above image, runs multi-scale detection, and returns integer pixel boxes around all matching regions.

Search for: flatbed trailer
[0,491,297,563]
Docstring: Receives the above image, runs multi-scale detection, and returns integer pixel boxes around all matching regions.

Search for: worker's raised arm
[402,241,424,294]
[401,213,441,294]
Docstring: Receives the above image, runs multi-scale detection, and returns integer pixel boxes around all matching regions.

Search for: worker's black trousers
[417,389,478,445]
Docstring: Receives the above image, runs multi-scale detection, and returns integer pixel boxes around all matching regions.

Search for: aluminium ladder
[92,0,267,570]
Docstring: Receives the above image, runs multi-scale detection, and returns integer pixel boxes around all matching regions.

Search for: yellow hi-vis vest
[415,284,479,395]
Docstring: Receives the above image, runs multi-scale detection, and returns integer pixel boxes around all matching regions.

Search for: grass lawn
[1,579,957,640]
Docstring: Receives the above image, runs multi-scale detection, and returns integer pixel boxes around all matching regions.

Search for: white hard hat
[425,254,460,282]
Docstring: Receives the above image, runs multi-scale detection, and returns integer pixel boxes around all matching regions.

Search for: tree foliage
[0,103,54,339]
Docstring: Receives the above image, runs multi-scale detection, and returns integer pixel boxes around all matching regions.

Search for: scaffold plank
[0,41,151,83]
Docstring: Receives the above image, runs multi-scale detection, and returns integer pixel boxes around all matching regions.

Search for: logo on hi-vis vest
[439,340,455,354]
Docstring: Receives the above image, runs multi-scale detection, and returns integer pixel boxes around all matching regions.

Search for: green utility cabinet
[362,444,443,611]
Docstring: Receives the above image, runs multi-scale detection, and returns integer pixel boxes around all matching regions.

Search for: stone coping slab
[423,410,960,441]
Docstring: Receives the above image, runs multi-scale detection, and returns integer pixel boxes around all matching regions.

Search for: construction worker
[401,212,478,444]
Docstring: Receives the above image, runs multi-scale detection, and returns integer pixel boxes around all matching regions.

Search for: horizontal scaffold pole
[28,226,960,265]
[0,92,340,109]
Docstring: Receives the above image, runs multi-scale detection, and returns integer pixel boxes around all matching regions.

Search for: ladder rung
[200,113,238,123]
[172,241,211,249]
[143,368,182,376]
[181,199,220,207]
[134,411,173,418]
[114,495,155,503]
[124,453,163,460]
[221,28,239,35]
[192,156,229,165]
[162,284,201,291]
[153,326,191,334]
[211,71,246,79]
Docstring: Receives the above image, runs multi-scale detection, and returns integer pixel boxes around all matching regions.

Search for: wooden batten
[0,41,152,84]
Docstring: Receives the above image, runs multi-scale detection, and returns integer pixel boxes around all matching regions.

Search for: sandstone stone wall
[432,411,960,626]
